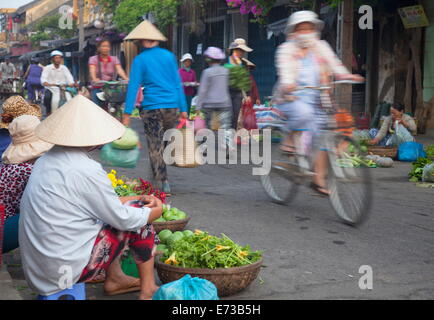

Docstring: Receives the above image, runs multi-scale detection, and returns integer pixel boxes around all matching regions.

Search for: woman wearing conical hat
[123,20,188,195]
[19,95,163,299]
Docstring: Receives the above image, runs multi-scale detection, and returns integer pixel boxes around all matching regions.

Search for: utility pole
[337,0,354,111]
[78,0,85,82]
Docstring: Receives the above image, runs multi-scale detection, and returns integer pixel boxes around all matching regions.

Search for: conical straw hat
[124,20,167,41]
[35,95,126,147]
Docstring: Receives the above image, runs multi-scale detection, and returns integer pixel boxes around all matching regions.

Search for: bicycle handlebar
[294,80,364,92]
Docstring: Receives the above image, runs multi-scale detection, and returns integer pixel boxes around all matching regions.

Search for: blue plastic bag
[153,275,219,300]
[397,142,426,162]
[100,143,140,168]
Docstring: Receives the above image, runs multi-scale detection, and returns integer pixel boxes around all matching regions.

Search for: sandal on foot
[279,144,296,154]
[310,182,330,197]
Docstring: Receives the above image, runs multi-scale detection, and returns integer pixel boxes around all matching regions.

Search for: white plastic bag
[386,120,414,146]
[422,163,434,182]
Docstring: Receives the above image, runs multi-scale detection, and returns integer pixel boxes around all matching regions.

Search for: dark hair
[96,38,111,48]
[205,57,221,64]
[391,103,405,112]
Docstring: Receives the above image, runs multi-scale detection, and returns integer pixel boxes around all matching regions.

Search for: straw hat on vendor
[124,19,167,42]
[35,94,125,147]
[19,94,164,299]
[2,115,53,164]
[1,95,42,129]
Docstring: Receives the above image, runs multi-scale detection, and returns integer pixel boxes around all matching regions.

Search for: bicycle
[260,81,372,226]
[94,80,128,121]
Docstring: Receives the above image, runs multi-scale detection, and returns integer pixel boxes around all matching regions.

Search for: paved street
[4,118,434,300]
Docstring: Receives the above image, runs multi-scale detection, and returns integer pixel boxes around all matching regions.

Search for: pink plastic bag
[135,87,143,106]
[194,116,206,132]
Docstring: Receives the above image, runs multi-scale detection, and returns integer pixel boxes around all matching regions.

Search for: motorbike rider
[41,50,77,115]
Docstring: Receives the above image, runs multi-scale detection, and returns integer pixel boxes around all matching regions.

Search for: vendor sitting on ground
[0,115,53,258]
[369,103,417,146]
[19,95,163,300]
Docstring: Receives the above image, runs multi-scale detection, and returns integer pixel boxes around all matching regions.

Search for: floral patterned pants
[78,224,158,283]
[140,108,179,182]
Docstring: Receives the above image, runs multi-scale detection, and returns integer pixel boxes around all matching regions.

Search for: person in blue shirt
[123,20,187,194]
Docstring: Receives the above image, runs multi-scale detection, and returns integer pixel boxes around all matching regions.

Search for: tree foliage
[113,0,181,33]
[29,14,76,47]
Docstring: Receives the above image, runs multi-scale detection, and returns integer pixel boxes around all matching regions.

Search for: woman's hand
[368,139,378,145]
[349,74,365,83]
[142,195,161,208]
[122,114,131,127]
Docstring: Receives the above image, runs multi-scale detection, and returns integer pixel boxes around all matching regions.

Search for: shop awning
[39,37,78,48]
[19,48,52,61]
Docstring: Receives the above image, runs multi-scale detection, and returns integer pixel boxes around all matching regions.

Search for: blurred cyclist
[273,11,363,196]
[88,38,129,107]
[41,50,77,114]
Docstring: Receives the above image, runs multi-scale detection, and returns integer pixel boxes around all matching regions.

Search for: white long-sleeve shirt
[40,64,74,86]
[19,146,150,295]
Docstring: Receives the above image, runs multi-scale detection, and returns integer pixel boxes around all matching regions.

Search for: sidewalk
[0,264,22,300]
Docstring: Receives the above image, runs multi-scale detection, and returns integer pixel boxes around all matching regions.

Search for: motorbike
[43,83,79,115]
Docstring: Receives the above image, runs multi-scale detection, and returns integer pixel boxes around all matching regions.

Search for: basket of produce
[155,230,263,296]
[367,146,398,158]
[152,205,190,233]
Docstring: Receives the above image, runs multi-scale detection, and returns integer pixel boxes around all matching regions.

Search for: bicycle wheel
[260,130,300,205]
[326,133,372,226]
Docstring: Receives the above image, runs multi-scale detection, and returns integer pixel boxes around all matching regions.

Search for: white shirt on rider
[0,62,16,79]
[41,64,74,86]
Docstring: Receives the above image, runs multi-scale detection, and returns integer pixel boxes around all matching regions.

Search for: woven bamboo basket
[119,196,190,233]
[155,258,263,297]
[152,217,190,233]
[174,128,201,168]
[367,146,398,158]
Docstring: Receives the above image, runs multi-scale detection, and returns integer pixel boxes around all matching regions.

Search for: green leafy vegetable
[409,157,433,182]
[160,230,262,269]
[224,64,251,92]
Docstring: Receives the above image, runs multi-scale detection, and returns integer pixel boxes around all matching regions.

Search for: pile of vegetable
[188,105,205,121]
[426,144,434,159]
[224,64,251,92]
[107,170,166,202]
[409,157,433,182]
[154,205,188,222]
[336,153,377,168]
[336,143,376,168]
[158,229,262,269]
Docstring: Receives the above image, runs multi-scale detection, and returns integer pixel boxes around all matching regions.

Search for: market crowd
[0,11,418,299]
[0,17,260,300]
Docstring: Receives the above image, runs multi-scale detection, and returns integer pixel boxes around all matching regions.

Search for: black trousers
[230,90,243,130]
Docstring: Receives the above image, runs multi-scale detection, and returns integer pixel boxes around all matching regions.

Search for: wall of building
[423,0,434,128]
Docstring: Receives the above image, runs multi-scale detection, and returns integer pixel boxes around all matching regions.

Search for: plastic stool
[38,283,86,300]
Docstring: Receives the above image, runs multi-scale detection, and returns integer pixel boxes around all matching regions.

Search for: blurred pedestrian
[227,38,253,129]
[123,20,187,194]
[23,58,43,103]
[196,47,233,152]
[178,53,198,115]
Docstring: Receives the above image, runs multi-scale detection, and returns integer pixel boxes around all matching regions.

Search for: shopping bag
[387,121,414,146]
[241,99,258,130]
[153,274,219,300]
[397,142,426,162]
[100,143,140,168]
[174,119,200,167]
[422,163,434,183]
[194,116,206,133]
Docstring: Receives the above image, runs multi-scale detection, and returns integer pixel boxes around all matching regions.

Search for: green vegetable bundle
[426,144,434,159]
[409,157,433,182]
[160,230,262,269]
[224,64,251,92]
